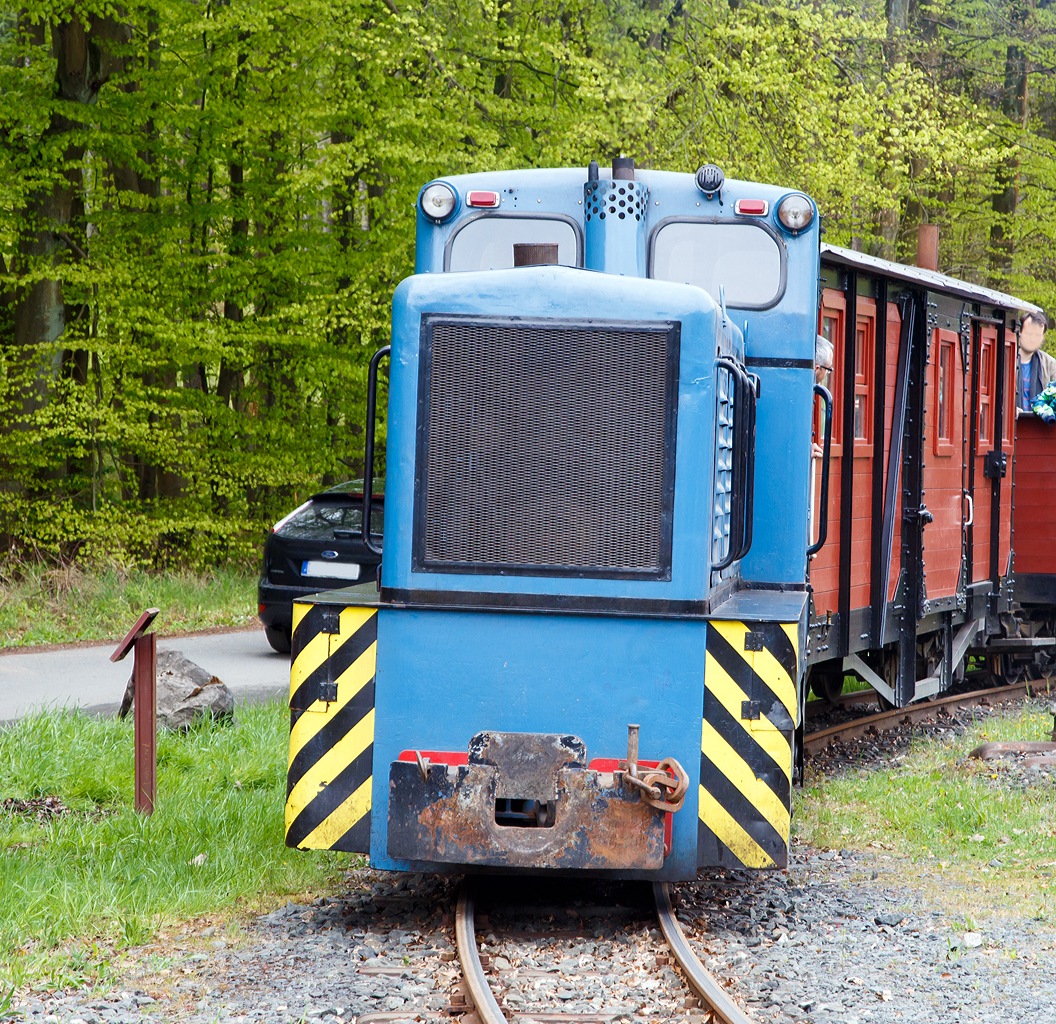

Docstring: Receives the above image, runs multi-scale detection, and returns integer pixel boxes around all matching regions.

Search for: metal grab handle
[964,491,974,527]
[713,358,758,571]
[362,345,391,556]
[807,383,833,558]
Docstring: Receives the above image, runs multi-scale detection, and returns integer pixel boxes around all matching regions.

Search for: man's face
[1020,318,1046,357]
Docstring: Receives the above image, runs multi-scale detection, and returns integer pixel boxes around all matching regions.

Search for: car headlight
[419,181,458,222]
[776,193,815,233]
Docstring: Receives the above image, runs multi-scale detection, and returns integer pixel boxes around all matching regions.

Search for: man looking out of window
[1017,312,1056,414]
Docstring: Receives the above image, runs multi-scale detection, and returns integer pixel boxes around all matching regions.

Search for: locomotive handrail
[713,358,757,571]
[737,371,760,563]
[807,383,833,557]
[362,344,391,557]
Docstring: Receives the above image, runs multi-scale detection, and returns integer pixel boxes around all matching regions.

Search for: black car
[258,481,384,653]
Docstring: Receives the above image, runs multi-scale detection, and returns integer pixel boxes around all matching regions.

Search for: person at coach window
[812,335,834,459]
[1017,311,1056,413]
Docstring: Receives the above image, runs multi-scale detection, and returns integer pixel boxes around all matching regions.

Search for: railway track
[354,676,1054,1024]
[453,880,754,1024]
[803,676,1053,756]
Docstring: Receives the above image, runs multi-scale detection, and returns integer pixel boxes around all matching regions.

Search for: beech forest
[1,0,1054,564]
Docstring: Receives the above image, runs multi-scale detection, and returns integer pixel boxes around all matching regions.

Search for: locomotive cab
[285,162,822,878]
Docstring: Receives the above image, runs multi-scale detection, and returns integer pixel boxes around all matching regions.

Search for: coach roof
[821,243,1041,316]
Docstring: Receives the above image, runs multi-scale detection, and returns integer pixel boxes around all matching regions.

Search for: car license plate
[302,560,360,580]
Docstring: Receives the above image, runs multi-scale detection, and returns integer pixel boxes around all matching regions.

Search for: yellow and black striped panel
[699,620,798,870]
[285,602,377,853]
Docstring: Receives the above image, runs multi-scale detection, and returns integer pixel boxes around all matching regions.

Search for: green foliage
[0,700,341,988]
[0,0,652,565]
[2,0,1056,563]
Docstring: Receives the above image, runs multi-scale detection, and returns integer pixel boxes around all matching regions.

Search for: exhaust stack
[584,156,648,277]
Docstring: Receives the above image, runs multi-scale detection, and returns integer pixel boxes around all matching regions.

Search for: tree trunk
[12,15,131,414]
[989,1,1033,282]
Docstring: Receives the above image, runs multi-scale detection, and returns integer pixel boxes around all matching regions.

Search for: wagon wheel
[1025,617,1056,681]
[877,649,898,712]
[1000,654,1027,687]
[811,671,844,704]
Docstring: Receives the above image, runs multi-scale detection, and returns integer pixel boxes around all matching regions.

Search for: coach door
[810,290,844,619]
[967,321,1015,587]
[920,323,966,602]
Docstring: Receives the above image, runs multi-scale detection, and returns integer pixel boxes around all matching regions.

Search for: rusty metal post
[133,631,157,814]
[111,608,160,816]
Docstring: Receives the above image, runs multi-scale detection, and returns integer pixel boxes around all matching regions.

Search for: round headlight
[419,182,457,222]
[777,193,815,233]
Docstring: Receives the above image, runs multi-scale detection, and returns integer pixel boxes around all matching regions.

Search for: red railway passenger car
[1009,414,1056,678]
[806,245,1038,708]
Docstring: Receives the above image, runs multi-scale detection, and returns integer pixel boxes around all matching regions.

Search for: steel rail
[803,677,1052,756]
[652,881,754,1024]
[455,882,509,1024]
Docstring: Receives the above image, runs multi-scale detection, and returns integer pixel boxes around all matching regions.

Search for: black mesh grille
[414,315,679,578]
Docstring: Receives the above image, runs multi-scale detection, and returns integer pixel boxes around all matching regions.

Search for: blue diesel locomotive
[284,160,820,879]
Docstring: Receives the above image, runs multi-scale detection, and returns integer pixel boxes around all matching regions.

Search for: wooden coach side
[808,246,1025,705]
[1014,415,1056,583]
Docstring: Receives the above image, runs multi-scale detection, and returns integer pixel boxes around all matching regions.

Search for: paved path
[0,629,289,722]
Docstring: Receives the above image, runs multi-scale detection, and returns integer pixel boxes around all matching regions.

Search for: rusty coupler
[617,724,689,813]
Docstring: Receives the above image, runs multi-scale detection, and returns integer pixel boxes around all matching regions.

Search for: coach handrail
[362,345,391,557]
[807,383,833,558]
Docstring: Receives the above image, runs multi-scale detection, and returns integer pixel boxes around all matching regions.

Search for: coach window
[818,294,844,451]
[979,337,993,445]
[1003,335,1015,445]
[650,222,784,308]
[853,315,873,446]
[934,337,955,455]
[446,215,580,271]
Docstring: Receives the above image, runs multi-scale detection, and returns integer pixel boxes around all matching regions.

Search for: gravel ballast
[10,849,1056,1024]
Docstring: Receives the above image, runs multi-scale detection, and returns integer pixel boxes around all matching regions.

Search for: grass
[795,700,1056,924]
[0,699,345,991]
[0,561,259,648]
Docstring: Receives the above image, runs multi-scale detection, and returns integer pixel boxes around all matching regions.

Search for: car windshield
[278,501,384,539]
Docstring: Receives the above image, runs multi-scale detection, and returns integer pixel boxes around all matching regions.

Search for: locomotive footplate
[387,731,666,869]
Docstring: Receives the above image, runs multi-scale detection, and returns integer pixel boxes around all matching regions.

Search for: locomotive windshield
[650,221,784,309]
[446,214,580,271]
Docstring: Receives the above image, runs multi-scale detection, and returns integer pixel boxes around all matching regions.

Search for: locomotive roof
[821,243,1041,316]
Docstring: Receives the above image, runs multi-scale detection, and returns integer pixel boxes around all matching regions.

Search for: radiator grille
[415,315,679,578]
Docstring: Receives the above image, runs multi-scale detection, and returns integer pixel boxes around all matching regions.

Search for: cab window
[649,221,784,309]
[446,215,580,272]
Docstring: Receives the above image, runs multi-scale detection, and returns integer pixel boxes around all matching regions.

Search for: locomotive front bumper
[387,731,669,870]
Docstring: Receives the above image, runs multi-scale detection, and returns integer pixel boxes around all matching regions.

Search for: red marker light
[467,191,500,207]
[735,198,768,216]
